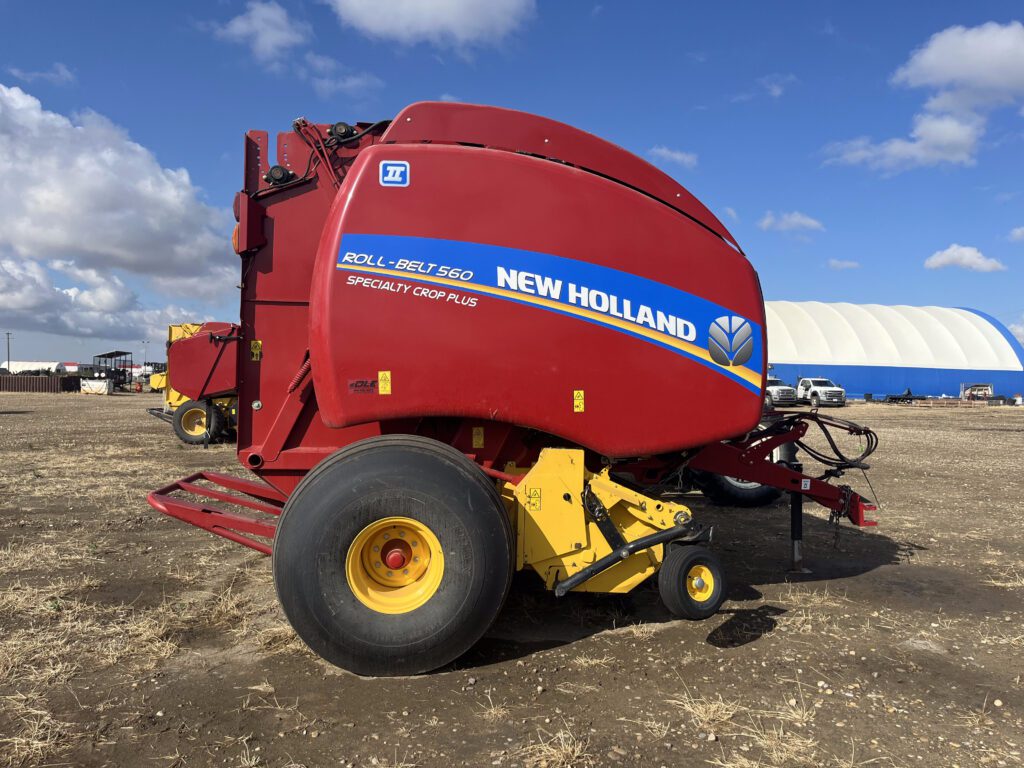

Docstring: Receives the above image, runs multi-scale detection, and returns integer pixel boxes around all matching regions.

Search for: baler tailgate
[148,472,285,554]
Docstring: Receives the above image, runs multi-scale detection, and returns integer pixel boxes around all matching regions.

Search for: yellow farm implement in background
[147,324,237,445]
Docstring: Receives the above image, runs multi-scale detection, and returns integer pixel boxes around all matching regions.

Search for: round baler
[150,103,878,676]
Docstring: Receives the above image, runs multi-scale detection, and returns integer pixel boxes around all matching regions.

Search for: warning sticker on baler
[573,390,585,413]
[336,234,764,394]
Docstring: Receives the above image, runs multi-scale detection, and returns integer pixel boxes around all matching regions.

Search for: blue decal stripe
[337,234,764,395]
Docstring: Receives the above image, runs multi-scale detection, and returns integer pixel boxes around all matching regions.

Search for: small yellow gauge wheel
[658,545,727,619]
[345,516,445,614]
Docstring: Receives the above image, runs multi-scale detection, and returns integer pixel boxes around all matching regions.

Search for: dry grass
[956,695,994,728]
[570,652,613,668]
[829,738,894,767]
[761,679,815,727]
[735,718,818,766]
[618,716,671,740]
[983,568,1024,589]
[515,723,592,768]
[0,538,101,571]
[475,691,510,723]
[707,752,766,768]
[556,681,599,695]
[0,565,257,766]
[666,685,741,732]
[778,583,847,609]
[364,752,419,768]
[0,692,74,766]
[625,622,657,639]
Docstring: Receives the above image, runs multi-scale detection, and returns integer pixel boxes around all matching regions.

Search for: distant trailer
[0,375,81,393]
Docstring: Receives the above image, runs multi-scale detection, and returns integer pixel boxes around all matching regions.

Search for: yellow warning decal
[526,487,542,512]
[573,389,585,413]
[250,340,262,362]
[378,370,392,395]
[472,426,484,449]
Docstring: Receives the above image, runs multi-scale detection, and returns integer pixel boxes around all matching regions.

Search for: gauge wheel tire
[272,435,514,677]
[693,470,784,508]
[658,545,727,620]
[172,399,225,445]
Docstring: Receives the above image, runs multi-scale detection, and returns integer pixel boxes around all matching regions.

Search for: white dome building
[764,302,1024,398]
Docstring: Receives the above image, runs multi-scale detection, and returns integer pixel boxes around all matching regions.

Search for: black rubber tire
[272,435,514,677]
[764,393,774,409]
[658,545,727,620]
[694,470,784,507]
[172,399,225,445]
[810,393,820,408]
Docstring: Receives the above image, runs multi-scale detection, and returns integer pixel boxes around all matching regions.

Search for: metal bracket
[554,523,711,597]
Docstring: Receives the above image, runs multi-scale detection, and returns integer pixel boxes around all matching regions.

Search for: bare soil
[0,392,1022,768]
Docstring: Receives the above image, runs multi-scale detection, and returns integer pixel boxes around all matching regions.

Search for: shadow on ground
[459,495,912,669]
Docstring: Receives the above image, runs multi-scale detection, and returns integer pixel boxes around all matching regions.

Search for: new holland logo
[708,315,753,367]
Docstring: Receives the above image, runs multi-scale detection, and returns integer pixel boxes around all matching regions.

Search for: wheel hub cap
[345,517,444,614]
[686,564,715,602]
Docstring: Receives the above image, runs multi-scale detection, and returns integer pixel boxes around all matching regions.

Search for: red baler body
[170,102,766,497]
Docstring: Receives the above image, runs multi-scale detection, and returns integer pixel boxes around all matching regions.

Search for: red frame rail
[147,471,286,554]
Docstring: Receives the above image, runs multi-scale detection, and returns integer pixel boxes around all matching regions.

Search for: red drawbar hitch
[688,411,879,527]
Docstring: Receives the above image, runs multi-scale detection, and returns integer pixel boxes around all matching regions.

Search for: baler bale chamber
[151,102,878,676]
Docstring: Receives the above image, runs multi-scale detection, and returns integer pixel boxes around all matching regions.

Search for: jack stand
[788,461,811,574]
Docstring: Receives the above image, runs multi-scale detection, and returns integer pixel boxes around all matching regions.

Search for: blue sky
[1,1,1022,362]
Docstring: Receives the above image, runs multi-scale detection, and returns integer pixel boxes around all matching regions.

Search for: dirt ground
[0,392,1022,768]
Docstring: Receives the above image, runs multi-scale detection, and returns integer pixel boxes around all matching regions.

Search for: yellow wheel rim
[180,407,207,436]
[686,564,715,602]
[345,516,444,614]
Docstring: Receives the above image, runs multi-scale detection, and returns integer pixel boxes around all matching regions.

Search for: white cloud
[212,1,310,63]
[323,0,534,47]
[825,21,1024,173]
[0,84,235,341]
[828,259,860,270]
[924,243,1006,272]
[758,73,797,98]
[7,62,75,86]
[0,85,233,279]
[0,257,191,341]
[724,207,738,221]
[892,22,1024,98]
[1010,317,1024,344]
[301,53,384,99]
[1009,226,1024,242]
[439,93,462,102]
[825,112,983,172]
[648,145,698,169]
[758,211,825,232]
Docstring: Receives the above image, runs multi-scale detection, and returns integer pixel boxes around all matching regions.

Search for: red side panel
[382,102,739,251]
[167,322,239,400]
[309,143,766,458]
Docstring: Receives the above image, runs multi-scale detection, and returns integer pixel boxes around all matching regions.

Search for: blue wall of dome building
[764,303,1024,399]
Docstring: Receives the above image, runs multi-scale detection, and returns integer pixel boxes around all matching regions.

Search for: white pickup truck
[764,376,797,409]
[796,377,846,407]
